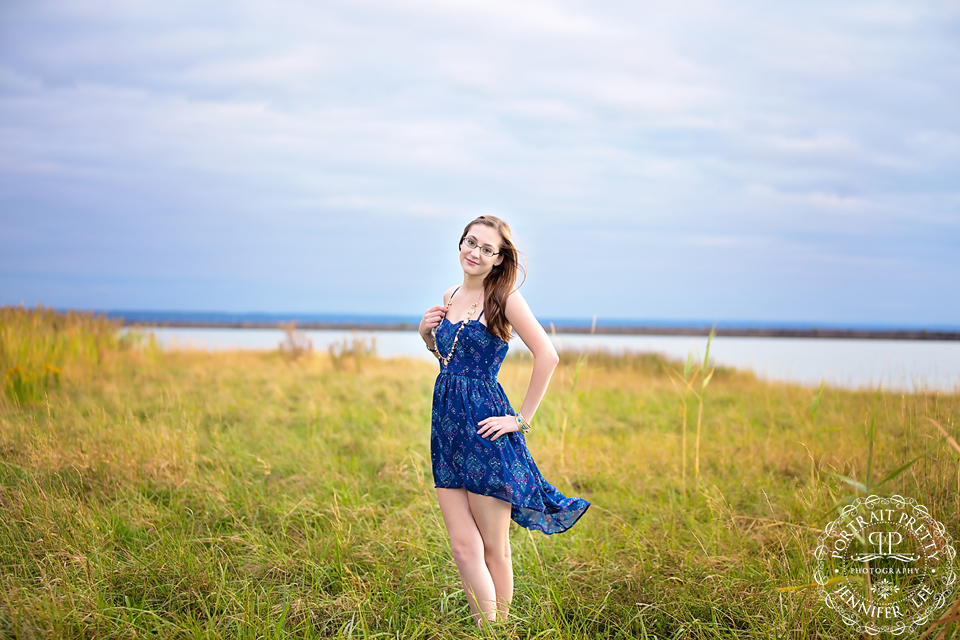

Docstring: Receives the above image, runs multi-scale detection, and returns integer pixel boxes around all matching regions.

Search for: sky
[1,0,958,327]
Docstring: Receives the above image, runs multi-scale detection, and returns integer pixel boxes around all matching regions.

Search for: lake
[134,327,959,393]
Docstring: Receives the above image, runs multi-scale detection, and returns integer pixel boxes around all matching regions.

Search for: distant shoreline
[124,320,960,341]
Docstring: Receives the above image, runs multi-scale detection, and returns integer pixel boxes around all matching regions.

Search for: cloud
[0,0,958,324]
[743,184,873,214]
[379,0,620,37]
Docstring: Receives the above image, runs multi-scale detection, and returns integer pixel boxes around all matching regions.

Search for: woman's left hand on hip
[477,415,520,441]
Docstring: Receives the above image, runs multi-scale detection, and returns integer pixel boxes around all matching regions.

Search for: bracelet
[424,333,441,359]
[516,411,531,434]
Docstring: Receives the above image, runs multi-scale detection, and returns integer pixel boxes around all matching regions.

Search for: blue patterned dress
[430,295,591,535]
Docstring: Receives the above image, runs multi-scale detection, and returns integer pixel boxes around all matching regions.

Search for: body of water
[136,326,959,393]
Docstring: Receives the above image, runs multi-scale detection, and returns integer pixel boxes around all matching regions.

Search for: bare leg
[436,488,498,625]
[467,492,513,620]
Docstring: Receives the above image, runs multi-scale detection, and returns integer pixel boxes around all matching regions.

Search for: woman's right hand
[419,305,447,339]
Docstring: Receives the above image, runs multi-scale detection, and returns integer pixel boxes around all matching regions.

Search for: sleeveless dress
[430,290,591,535]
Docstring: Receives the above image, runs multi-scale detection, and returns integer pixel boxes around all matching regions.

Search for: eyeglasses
[461,236,500,258]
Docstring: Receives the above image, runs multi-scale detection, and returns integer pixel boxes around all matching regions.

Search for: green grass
[1,307,958,638]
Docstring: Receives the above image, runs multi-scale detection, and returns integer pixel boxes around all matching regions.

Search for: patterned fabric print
[430,316,591,535]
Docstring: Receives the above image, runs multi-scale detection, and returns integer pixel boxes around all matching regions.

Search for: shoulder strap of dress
[447,286,461,306]
[476,309,484,322]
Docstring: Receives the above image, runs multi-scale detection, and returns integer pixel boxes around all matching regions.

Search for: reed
[279,321,314,361]
[327,331,377,372]
[666,328,715,495]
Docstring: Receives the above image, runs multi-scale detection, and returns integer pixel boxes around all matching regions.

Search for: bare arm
[476,289,560,441]
[419,285,458,349]
[504,290,559,423]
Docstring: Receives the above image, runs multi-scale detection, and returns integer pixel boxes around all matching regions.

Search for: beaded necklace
[436,287,483,367]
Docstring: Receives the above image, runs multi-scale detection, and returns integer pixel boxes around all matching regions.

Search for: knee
[483,538,511,566]
[449,538,484,567]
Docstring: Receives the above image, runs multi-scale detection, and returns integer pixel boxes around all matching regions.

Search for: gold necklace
[437,288,483,367]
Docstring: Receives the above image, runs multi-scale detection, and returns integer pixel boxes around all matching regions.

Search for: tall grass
[666,328,716,495]
[0,305,155,406]
[0,308,958,638]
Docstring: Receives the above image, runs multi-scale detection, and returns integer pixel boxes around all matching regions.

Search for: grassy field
[1,307,958,639]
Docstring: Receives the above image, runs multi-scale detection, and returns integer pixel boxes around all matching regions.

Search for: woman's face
[460,223,504,277]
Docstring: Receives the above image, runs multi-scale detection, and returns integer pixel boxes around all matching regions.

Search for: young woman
[418,215,590,626]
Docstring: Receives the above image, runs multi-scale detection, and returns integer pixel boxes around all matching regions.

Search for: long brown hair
[459,215,526,342]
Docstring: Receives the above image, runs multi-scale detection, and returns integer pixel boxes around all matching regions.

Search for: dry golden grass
[1,306,958,638]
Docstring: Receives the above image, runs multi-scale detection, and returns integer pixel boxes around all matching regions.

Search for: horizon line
[6,305,959,337]
[94,309,960,341]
